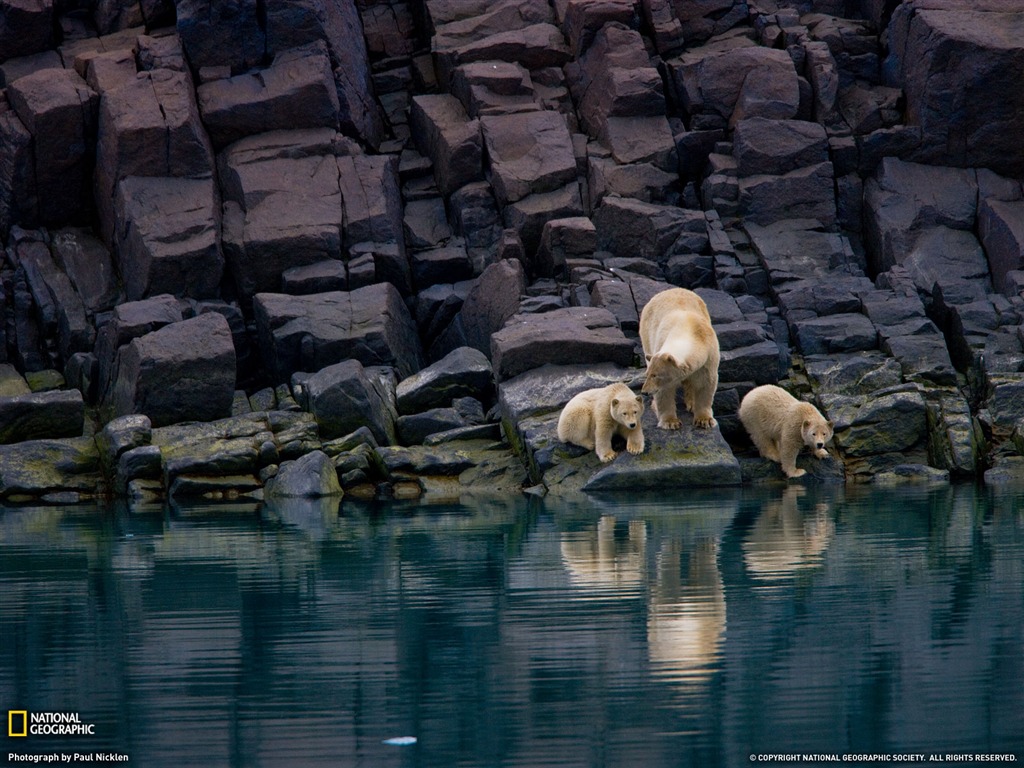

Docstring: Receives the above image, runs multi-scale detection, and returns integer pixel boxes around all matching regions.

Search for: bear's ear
[827,420,834,429]
[635,395,642,404]
[611,398,619,407]
[644,353,652,362]
[803,418,812,429]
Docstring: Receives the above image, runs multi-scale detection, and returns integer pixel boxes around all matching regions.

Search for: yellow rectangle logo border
[8,710,28,737]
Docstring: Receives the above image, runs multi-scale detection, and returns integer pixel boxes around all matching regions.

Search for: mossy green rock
[0,437,101,498]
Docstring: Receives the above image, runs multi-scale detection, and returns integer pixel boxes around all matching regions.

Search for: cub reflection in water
[742,485,836,581]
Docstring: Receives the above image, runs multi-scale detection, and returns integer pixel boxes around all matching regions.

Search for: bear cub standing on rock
[739,384,834,479]
[558,382,645,463]
[639,287,720,429]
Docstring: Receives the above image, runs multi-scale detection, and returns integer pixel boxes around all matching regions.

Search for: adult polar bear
[639,287,720,430]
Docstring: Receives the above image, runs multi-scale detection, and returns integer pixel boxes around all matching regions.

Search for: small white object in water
[382,736,417,746]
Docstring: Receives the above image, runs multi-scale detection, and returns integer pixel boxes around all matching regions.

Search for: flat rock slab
[254,282,424,382]
[0,390,84,444]
[531,404,740,492]
[0,437,101,499]
[491,306,635,381]
[396,346,493,414]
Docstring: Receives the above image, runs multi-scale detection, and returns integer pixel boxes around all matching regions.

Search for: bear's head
[611,393,644,430]
[641,353,685,393]
[802,416,834,456]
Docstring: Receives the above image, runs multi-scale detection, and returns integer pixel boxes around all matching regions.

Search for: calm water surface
[1,484,1022,767]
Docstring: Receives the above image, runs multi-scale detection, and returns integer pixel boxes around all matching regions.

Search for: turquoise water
[1,484,1022,767]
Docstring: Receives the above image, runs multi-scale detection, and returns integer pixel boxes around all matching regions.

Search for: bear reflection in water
[742,486,836,581]
[560,515,726,692]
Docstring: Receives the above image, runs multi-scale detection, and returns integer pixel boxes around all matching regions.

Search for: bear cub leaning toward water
[557,382,645,463]
[639,287,720,429]
[738,384,834,478]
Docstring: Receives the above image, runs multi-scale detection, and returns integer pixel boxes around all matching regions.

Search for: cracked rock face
[2,0,1024,500]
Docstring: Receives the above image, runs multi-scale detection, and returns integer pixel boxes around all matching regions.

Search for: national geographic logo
[8,711,95,737]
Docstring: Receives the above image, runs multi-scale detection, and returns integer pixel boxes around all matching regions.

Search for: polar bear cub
[557,382,645,462]
[639,287,720,429]
[739,384,834,478]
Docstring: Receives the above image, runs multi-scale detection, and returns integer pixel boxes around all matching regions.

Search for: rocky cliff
[2,0,1024,503]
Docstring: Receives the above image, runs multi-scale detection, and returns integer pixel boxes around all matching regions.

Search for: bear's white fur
[639,288,720,429]
[557,382,645,462]
[738,384,834,478]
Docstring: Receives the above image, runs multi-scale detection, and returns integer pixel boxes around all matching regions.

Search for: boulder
[218,130,344,299]
[434,23,571,84]
[732,118,829,177]
[96,413,152,474]
[899,226,991,296]
[49,228,121,314]
[886,0,1024,175]
[0,437,101,500]
[7,69,98,227]
[94,69,214,243]
[792,313,878,355]
[114,176,222,300]
[299,359,396,444]
[481,110,578,205]
[979,198,1024,294]
[106,312,237,427]
[671,43,799,124]
[594,197,707,262]
[502,182,585,255]
[254,283,423,383]
[0,93,34,238]
[280,260,347,295]
[450,60,537,117]
[820,388,928,457]
[537,216,597,276]
[432,259,526,358]
[0,0,54,60]
[197,42,340,149]
[266,450,342,497]
[738,162,837,228]
[561,0,637,57]
[176,0,264,72]
[0,390,84,444]
[403,198,452,250]
[863,157,978,273]
[409,94,483,196]
[491,306,634,381]
[396,346,493,414]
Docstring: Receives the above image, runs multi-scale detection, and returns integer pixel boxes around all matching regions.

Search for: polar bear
[639,288,720,429]
[557,382,645,462]
[738,384,834,478]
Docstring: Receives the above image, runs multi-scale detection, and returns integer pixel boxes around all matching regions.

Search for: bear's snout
[816,441,825,449]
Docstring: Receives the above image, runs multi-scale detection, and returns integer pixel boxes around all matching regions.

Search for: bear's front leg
[594,423,618,462]
[815,447,829,460]
[625,426,645,455]
[779,434,806,478]
[653,387,681,430]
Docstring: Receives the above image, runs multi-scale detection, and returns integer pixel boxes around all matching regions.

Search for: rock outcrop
[2,0,1024,502]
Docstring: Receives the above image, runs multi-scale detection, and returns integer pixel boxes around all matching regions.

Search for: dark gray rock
[114,176,222,301]
[502,182,585,255]
[397,407,471,445]
[403,197,452,250]
[732,118,829,177]
[411,244,473,290]
[254,283,423,383]
[863,157,978,274]
[49,228,121,314]
[280,260,347,295]
[0,390,84,444]
[196,43,340,149]
[792,313,878,355]
[300,359,397,444]
[396,346,493,415]
[491,306,634,381]
[537,216,597,277]
[594,197,707,262]
[0,437,101,500]
[115,444,162,494]
[432,259,526,359]
[409,94,483,196]
[266,450,342,497]
[0,0,54,61]
[6,68,98,227]
[96,413,153,474]
[737,162,836,227]
[885,0,1024,176]
[979,198,1024,295]
[106,312,237,427]
[498,362,642,424]
[820,387,928,457]
[805,352,904,396]
[481,110,577,205]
